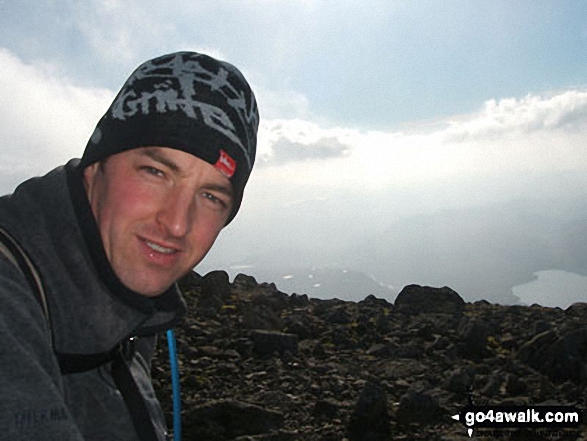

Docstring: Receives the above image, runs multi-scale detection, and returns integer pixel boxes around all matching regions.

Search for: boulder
[233,273,258,291]
[183,400,284,440]
[443,366,474,394]
[242,303,284,331]
[396,389,445,425]
[565,302,587,317]
[358,294,393,308]
[178,270,203,291]
[517,327,587,384]
[197,270,231,312]
[250,330,299,358]
[347,382,391,441]
[394,285,465,315]
[313,399,340,419]
[457,317,494,359]
[289,293,309,307]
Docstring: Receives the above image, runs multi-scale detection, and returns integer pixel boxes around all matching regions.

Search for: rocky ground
[152,271,587,440]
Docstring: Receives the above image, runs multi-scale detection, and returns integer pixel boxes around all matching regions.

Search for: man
[0,52,259,440]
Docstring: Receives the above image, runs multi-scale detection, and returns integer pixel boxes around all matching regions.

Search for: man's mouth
[144,240,178,254]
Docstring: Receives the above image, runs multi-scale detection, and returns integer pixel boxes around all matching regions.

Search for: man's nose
[156,188,193,237]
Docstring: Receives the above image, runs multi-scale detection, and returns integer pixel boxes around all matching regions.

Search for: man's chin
[121,275,175,298]
[136,288,168,298]
[114,262,187,297]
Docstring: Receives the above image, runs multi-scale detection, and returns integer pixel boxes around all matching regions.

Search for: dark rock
[505,373,528,396]
[326,307,352,325]
[385,360,428,380]
[499,333,519,351]
[517,330,559,362]
[284,318,313,340]
[347,382,391,441]
[234,338,253,358]
[373,314,393,334]
[394,284,465,315]
[289,293,309,307]
[480,372,505,396]
[443,366,474,394]
[429,335,451,351]
[396,388,445,425]
[517,327,587,384]
[313,399,340,419]
[183,400,284,440]
[198,270,231,312]
[331,329,354,349]
[366,343,395,358]
[233,273,258,291]
[242,303,284,331]
[178,270,203,291]
[457,317,494,359]
[259,282,280,295]
[252,289,289,312]
[532,320,552,335]
[565,302,587,317]
[395,340,425,359]
[358,294,393,308]
[311,341,326,357]
[250,330,298,358]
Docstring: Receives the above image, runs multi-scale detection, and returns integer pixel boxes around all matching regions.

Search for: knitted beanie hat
[80,51,259,224]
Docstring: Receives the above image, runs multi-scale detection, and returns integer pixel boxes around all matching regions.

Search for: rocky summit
[152,271,587,440]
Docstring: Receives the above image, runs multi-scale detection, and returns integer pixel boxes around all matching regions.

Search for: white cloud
[247,88,587,217]
[442,90,587,142]
[0,48,113,192]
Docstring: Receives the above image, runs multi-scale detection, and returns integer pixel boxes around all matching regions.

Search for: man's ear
[82,162,102,194]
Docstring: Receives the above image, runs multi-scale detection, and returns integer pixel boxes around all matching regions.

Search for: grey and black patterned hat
[80,51,259,224]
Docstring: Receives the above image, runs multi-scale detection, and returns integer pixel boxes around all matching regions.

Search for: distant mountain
[344,194,587,305]
[221,266,398,302]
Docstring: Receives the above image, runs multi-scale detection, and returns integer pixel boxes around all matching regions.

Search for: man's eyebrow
[140,148,180,173]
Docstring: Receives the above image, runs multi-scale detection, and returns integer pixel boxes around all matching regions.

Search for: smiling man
[83,146,234,297]
[0,52,258,440]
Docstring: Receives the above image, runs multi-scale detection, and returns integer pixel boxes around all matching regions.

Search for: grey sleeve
[0,259,85,441]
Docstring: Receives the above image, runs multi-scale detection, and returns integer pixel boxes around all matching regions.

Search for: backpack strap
[0,227,160,440]
[0,227,51,329]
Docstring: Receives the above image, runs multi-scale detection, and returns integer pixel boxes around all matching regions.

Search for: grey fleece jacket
[0,159,186,440]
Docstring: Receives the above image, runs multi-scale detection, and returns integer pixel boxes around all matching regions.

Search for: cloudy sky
[1,0,587,305]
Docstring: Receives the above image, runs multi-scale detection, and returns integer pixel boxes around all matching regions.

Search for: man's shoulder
[0,161,75,242]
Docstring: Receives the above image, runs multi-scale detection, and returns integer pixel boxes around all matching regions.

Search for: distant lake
[512,270,587,308]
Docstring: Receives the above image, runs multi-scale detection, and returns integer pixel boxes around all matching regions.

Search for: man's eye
[203,193,225,207]
[141,166,164,177]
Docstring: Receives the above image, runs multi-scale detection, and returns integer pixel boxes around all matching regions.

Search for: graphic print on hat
[110,54,256,169]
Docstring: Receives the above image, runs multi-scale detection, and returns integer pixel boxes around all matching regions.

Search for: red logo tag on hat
[214,150,236,178]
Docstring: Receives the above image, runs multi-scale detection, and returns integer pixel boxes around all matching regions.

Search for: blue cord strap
[167,329,182,441]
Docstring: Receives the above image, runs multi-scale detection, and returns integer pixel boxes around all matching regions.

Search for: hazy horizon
[197,187,587,307]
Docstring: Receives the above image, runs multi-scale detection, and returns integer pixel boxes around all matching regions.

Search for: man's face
[83,146,233,297]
